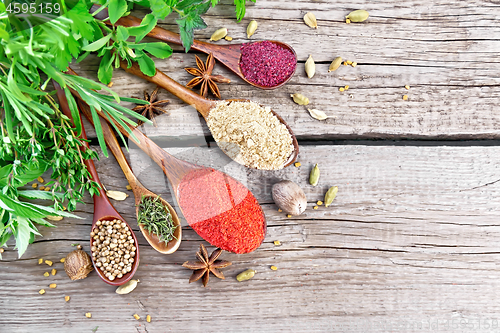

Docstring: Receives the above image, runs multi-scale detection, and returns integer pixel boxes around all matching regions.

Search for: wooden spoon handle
[73,96,192,188]
[79,105,141,189]
[120,60,215,118]
[54,82,116,221]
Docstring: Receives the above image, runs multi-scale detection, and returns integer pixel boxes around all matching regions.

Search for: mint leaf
[176,0,206,11]
[176,9,208,52]
[143,43,173,59]
[108,0,128,24]
[233,0,255,21]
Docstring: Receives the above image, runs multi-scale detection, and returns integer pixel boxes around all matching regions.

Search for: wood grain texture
[2,144,500,332]
[71,0,500,140]
[4,0,500,332]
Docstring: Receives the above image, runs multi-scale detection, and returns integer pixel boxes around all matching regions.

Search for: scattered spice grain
[351,62,357,67]
[65,296,70,302]
[38,258,43,264]
[146,315,151,323]
[339,87,345,92]
[287,214,292,218]
[405,85,410,90]
[133,314,140,320]
[177,168,266,254]
[32,183,38,188]
[294,162,301,167]
[225,36,233,41]
[278,208,282,212]
[207,101,293,170]
[126,185,132,190]
[270,265,278,271]
[403,95,409,101]
[51,268,57,276]
[37,176,44,183]
[43,272,49,277]
[0,248,3,253]
[39,186,45,190]
[317,200,323,206]
[60,258,65,263]
[85,312,92,318]
[240,41,296,87]
[45,260,53,266]
[313,206,319,209]
[49,283,57,289]
[39,289,46,295]
[274,240,281,246]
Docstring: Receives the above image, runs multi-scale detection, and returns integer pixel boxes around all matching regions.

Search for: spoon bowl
[90,5,297,90]
[78,102,182,254]
[70,90,267,253]
[120,61,299,169]
[55,83,140,286]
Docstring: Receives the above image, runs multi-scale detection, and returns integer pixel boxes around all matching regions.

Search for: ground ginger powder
[207,101,293,170]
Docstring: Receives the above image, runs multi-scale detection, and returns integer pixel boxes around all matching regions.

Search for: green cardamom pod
[324,186,338,207]
[247,20,258,38]
[236,269,256,282]
[328,56,342,72]
[210,27,228,41]
[345,10,369,23]
[290,93,310,105]
[309,164,320,186]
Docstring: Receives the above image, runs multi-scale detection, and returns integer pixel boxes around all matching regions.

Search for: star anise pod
[182,244,232,287]
[132,86,169,127]
[185,53,231,99]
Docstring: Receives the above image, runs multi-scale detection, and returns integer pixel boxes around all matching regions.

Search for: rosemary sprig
[137,195,177,244]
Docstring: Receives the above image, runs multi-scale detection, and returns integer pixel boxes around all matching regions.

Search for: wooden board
[71,0,500,140]
[4,0,500,332]
[2,144,500,332]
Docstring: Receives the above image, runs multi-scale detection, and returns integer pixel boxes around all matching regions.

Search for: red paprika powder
[177,168,266,254]
[239,41,296,87]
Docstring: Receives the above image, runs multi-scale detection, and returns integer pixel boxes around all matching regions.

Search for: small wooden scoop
[90,5,297,90]
[54,83,139,286]
[79,103,182,254]
[121,61,299,169]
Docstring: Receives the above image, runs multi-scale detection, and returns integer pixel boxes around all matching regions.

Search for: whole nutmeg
[64,245,93,280]
[272,180,307,216]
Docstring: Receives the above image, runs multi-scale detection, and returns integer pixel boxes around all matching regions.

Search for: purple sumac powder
[239,41,296,87]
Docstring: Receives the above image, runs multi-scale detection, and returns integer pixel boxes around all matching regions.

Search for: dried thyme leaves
[137,196,177,244]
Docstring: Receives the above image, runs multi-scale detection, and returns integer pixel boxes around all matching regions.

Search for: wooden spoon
[72,96,266,254]
[121,61,299,169]
[54,83,139,286]
[79,103,182,254]
[90,5,297,90]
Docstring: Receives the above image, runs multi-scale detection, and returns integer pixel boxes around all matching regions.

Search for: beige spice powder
[207,101,293,170]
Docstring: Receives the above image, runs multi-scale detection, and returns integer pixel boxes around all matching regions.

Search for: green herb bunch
[137,195,177,244]
[0,0,255,257]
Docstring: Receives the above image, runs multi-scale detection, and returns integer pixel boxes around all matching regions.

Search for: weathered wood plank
[73,0,500,141]
[2,144,500,332]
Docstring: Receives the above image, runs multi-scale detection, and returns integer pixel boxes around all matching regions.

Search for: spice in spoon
[137,195,177,244]
[207,100,293,170]
[239,41,296,87]
[177,168,266,254]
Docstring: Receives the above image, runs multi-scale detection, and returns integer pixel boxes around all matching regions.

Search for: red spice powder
[239,41,296,87]
[177,168,266,254]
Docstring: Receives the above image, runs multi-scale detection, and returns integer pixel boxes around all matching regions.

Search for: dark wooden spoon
[54,83,140,286]
[90,5,297,90]
[121,61,299,169]
[79,104,182,254]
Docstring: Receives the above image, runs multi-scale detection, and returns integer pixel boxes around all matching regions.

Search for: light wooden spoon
[121,61,299,169]
[79,105,182,254]
[54,82,139,286]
